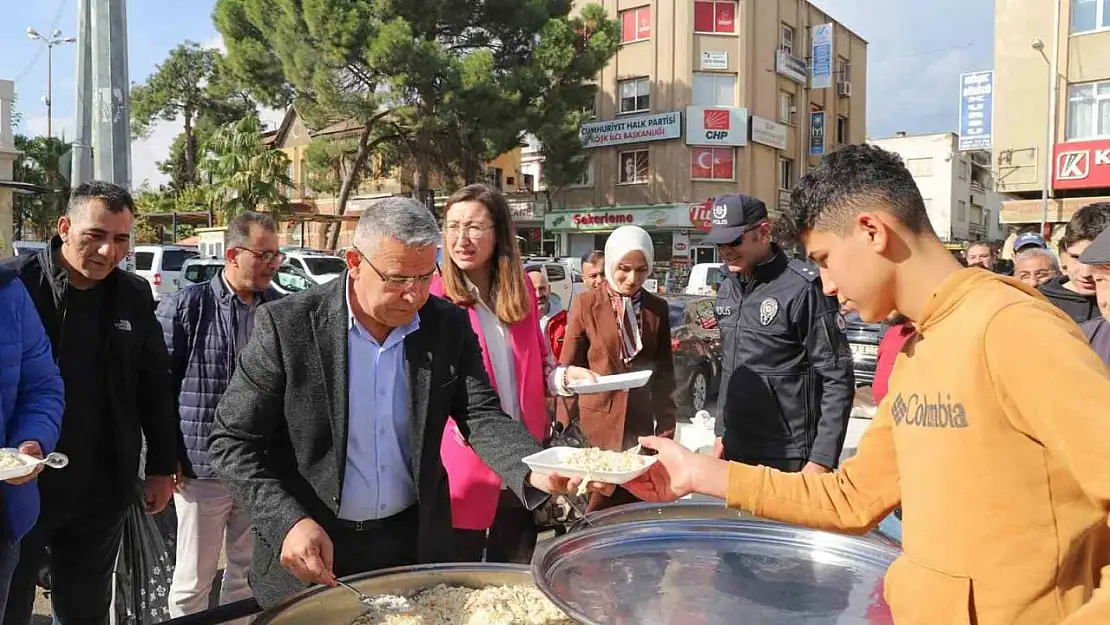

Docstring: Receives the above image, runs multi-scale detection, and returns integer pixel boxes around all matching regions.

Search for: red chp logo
[703,109,730,131]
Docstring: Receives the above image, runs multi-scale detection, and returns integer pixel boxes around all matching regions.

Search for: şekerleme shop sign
[545,205,694,231]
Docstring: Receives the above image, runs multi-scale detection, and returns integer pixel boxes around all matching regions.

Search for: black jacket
[713,250,854,468]
[1038,276,1098,325]
[0,237,179,497]
[208,275,547,607]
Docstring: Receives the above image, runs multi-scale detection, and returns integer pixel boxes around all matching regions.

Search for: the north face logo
[891,393,968,429]
[703,109,730,131]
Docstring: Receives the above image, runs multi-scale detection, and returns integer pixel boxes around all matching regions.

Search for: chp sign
[685,106,749,146]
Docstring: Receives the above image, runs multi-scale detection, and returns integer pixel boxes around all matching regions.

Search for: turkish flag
[716,2,736,33]
[713,149,734,179]
[691,148,714,179]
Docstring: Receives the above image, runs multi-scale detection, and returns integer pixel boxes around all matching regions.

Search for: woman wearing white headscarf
[560,226,678,511]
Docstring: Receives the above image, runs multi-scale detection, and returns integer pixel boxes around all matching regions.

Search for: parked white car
[284,251,346,284]
[133,245,199,301]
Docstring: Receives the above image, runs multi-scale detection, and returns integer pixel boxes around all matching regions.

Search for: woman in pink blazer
[431,183,596,563]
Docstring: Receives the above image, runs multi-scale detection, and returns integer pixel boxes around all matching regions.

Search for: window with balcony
[694,1,738,34]
[779,91,795,124]
[618,149,650,184]
[780,24,795,54]
[619,77,651,114]
[620,7,652,43]
[1071,0,1110,34]
[835,116,848,145]
[1066,81,1110,140]
[690,147,735,180]
[692,73,737,107]
[778,157,794,190]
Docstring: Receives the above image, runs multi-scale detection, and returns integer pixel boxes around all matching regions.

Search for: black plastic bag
[113,486,174,625]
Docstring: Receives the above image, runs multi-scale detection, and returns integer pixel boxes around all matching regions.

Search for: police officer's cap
[706,194,769,245]
[1078,227,1110,266]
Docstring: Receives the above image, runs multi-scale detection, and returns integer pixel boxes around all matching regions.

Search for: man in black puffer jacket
[0,181,177,625]
[155,212,284,618]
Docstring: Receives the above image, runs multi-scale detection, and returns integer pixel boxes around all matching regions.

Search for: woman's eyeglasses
[444,222,493,240]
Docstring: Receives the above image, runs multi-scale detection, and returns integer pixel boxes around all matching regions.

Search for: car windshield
[183,263,222,284]
[163,249,198,272]
[302,256,346,276]
[275,264,319,292]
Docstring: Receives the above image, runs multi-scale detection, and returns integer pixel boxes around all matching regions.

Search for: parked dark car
[843,312,886,387]
[665,295,723,412]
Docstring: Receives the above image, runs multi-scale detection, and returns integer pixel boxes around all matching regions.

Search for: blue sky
[0,0,994,186]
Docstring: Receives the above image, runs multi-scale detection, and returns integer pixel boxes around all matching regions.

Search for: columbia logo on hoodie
[890,393,969,429]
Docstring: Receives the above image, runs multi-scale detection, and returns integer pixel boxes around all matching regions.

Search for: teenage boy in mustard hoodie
[624,144,1110,625]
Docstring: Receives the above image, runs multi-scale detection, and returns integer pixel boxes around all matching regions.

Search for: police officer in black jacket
[0,181,178,625]
[707,194,854,474]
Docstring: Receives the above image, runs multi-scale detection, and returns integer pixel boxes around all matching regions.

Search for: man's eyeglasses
[444,222,493,240]
[354,248,437,290]
[234,247,286,264]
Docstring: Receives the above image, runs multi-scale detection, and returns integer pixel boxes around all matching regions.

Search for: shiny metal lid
[576,499,902,548]
[533,518,899,624]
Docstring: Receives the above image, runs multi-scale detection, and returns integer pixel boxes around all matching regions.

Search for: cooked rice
[0,450,26,472]
[563,448,643,473]
[350,584,574,625]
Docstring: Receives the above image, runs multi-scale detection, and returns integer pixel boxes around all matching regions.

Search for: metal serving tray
[533,518,899,624]
[252,563,543,625]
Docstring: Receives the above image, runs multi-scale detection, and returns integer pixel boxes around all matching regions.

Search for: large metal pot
[252,563,554,625]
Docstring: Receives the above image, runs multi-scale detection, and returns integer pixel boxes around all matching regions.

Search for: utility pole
[26,27,77,139]
[71,0,93,185]
[90,0,131,188]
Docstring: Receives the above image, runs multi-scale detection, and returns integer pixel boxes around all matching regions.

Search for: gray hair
[1015,247,1061,271]
[353,196,441,250]
[227,211,278,249]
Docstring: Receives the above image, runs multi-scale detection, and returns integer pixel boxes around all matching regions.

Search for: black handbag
[533,397,590,531]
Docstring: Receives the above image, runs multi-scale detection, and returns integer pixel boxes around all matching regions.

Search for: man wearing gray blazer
[209,197,585,608]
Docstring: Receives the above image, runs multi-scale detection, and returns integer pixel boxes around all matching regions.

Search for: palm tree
[197,115,292,223]
[13,135,71,239]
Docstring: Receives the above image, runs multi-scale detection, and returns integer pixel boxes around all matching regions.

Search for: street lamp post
[26,27,77,139]
[1031,1,1061,240]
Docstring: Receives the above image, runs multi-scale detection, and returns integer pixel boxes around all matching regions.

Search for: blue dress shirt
[338,284,419,521]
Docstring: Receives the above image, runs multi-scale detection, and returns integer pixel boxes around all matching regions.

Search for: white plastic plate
[568,370,653,394]
[523,447,657,485]
[0,450,68,482]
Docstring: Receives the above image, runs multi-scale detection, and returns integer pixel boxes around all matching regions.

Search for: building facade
[264,109,534,250]
[544,0,866,284]
[871,132,1004,244]
[994,0,1110,236]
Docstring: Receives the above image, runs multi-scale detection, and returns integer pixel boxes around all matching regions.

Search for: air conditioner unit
[837,81,852,97]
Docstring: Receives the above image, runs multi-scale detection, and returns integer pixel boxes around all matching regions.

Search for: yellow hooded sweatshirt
[726,268,1110,624]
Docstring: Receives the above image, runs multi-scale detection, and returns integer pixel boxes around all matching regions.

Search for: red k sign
[1053,139,1110,190]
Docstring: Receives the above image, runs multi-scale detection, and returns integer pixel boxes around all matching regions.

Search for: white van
[133,245,199,301]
